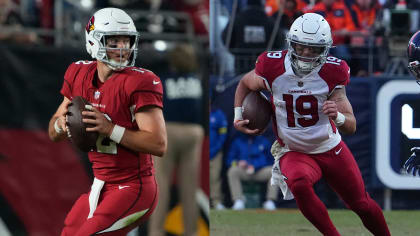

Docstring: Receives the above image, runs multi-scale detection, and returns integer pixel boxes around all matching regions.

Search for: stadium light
[80,0,94,10]
[154,40,167,51]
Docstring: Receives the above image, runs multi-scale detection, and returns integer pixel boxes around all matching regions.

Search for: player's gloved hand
[404,147,420,176]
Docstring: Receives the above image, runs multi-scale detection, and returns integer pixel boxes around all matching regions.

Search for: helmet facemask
[286,13,333,76]
[93,31,140,71]
[287,37,330,75]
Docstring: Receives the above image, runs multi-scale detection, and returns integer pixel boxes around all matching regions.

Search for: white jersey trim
[97,209,149,233]
[328,84,345,97]
[256,74,272,92]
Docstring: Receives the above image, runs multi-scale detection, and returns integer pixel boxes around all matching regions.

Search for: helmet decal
[86,16,95,34]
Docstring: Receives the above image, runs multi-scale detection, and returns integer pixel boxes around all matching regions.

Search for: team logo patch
[94,90,100,100]
[86,16,95,33]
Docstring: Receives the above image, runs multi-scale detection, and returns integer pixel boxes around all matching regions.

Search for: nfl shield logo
[94,91,100,100]
[298,81,304,87]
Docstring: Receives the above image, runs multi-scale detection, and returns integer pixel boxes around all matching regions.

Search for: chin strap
[104,60,128,71]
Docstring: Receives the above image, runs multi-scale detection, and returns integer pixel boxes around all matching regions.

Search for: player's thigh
[76,177,158,235]
[61,193,90,236]
[280,151,322,185]
[320,142,366,202]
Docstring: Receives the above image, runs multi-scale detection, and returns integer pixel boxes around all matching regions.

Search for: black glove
[404,147,420,176]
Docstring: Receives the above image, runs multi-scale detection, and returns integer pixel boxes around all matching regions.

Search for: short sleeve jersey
[255,50,350,153]
[61,60,163,183]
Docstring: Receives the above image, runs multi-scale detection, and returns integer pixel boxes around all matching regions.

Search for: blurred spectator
[0,0,37,43]
[209,102,228,210]
[222,0,284,75]
[38,0,53,29]
[347,0,382,76]
[103,0,174,11]
[348,0,380,33]
[269,0,306,29]
[280,0,306,28]
[221,0,248,14]
[169,0,209,35]
[265,0,308,18]
[226,133,278,211]
[306,0,355,61]
[148,43,204,236]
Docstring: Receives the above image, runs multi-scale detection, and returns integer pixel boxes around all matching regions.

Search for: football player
[404,31,420,176]
[233,13,390,235]
[48,8,167,235]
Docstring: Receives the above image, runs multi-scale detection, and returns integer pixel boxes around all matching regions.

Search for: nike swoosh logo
[118,185,130,190]
[335,147,342,155]
[153,80,160,85]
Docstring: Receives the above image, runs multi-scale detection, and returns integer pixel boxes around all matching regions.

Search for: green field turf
[210,209,420,236]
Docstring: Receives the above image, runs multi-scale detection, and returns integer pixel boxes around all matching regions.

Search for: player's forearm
[118,128,167,157]
[337,113,356,135]
[48,116,67,142]
[234,79,252,107]
[235,71,266,107]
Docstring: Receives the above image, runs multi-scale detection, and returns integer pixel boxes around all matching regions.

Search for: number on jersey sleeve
[266,51,282,59]
[75,60,94,65]
[325,56,342,65]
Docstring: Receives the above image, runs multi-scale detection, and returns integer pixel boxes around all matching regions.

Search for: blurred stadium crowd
[211,0,418,77]
[0,0,209,45]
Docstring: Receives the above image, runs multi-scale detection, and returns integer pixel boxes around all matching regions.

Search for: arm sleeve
[129,72,163,112]
[60,63,77,99]
[338,60,351,87]
[254,52,267,78]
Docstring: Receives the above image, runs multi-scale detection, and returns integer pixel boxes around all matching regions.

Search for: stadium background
[209,0,420,221]
[0,0,209,235]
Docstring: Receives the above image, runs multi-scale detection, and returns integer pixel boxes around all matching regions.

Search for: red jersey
[60,60,163,183]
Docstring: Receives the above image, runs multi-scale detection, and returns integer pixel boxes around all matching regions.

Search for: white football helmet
[85,8,140,70]
[286,13,333,75]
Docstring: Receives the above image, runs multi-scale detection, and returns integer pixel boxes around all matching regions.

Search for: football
[242,91,272,132]
[66,96,98,152]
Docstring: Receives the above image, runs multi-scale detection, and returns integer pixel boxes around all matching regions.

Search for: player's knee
[288,177,312,196]
[349,198,371,216]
